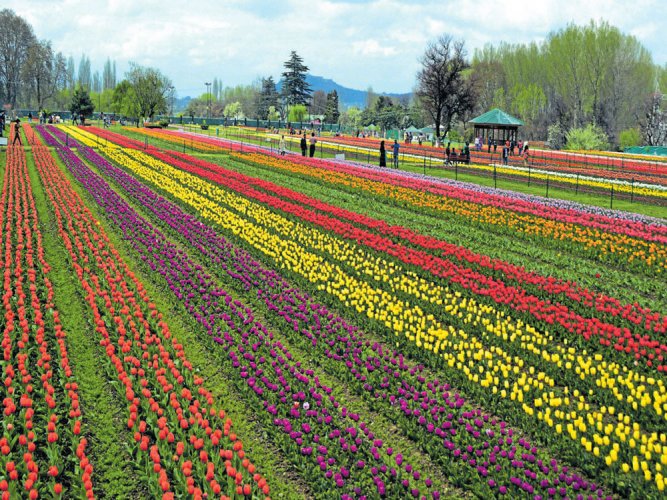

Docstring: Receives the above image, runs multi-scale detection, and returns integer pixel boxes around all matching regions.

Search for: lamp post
[205,82,211,121]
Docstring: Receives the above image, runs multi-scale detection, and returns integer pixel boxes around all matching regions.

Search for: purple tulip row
[39,125,608,498]
[38,126,438,498]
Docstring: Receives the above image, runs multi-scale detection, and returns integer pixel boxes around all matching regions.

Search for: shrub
[564,123,609,151]
[618,128,642,150]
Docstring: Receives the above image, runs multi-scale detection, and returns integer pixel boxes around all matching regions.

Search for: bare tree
[0,9,37,107]
[22,41,66,109]
[639,93,667,146]
[416,35,474,140]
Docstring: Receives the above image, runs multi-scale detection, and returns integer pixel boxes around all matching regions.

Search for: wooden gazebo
[469,108,524,144]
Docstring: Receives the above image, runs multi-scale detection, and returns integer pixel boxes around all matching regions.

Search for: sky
[4,0,667,97]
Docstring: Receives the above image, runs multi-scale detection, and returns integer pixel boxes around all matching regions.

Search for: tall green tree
[324,90,340,123]
[77,54,92,90]
[257,76,279,119]
[125,63,172,122]
[70,86,95,121]
[416,34,474,140]
[281,51,311,107]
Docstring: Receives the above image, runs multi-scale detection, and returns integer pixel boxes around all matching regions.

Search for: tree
[125,63,172,122]
[416,35,475,140]
[22,40,65,109]
[257,77,279,119]
[639,93,667,146]
[0,9,37,107]
[324,90,340,123]
[288,104,307,123]
[70,86,95,121]
[77,54,92,90]
[281,51,311,107]
[223,101,242,120]
[103,58,116,90]
[340,106,362,130]
[309,90,327,117]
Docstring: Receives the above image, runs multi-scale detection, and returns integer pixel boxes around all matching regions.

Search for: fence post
[455,162,458,181]
[545,176,549,198]
[610,184,614,209]
[493,164,497,189]
[183,140,185,153]
[528,164,531,186]
[423,157,426,175]
[575,173,579,194]
[66,134,69,146]
[631,178,634,203]
[320,142,323,158]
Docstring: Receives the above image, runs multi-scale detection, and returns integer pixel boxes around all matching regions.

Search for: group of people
[403,131,425,145]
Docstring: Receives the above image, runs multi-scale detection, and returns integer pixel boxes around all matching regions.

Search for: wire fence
[143,125,667,209]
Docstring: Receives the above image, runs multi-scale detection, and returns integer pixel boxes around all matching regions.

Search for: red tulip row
[159,147,666,334]
[109,145,667,372]
[121,126,667,244]
[29,139,270,499]
[1,146,92,499]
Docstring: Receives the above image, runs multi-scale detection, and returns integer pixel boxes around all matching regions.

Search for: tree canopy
[281,51,312,107]
[125,63,172,122]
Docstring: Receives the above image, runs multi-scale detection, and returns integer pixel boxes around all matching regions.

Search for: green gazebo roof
[469,108,524,127]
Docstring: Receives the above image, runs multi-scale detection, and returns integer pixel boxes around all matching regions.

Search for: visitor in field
[445,143,451,165]
[392,139,400,168]
[300,133,307,156]
[518,139,523,153]
[493,139,497,153]
[502,145,509,165]
[309,132,317,157]
[379,140,387,167]
[12,119,22,145]
[463,142,470,164]
[279,135,286,156]
[487,136,492,153]
[523,140,529,154]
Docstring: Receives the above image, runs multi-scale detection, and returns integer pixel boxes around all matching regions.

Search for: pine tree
[324,90,340,123]
[257,77,279,119]
[281,51,311,107]
[70,86,95,121]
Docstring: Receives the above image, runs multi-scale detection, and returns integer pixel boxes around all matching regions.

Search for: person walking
[379,140,386,167]
[392,139,400,168]
[12,118,22,145]
[309,132,317,158]
[300,133,307,156]
[279,135,286,156]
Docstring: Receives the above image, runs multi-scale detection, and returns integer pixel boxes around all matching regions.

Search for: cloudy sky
[5,0,666,97]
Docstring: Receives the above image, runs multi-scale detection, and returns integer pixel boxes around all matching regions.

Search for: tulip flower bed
[40,127,625,498]
[305,134,667,177]
[69,126,667,268]
[1,146,93,499]
[26,133,269,498]
[53,124,667,496]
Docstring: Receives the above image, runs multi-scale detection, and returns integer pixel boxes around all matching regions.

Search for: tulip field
[0,123,666,499]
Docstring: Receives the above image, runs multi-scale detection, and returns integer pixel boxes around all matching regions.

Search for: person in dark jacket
[300,134,307,156]
[379,140,386,167]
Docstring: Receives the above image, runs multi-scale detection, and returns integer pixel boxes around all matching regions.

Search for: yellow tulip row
[229,152,666,271]
[463,163,667,199]
[70,135,667,489]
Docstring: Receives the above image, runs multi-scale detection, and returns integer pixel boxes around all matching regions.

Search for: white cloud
[3,0,666,96]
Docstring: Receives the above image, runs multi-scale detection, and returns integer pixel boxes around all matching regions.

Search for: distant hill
[174,75,412,113]
[279,74,412,109]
